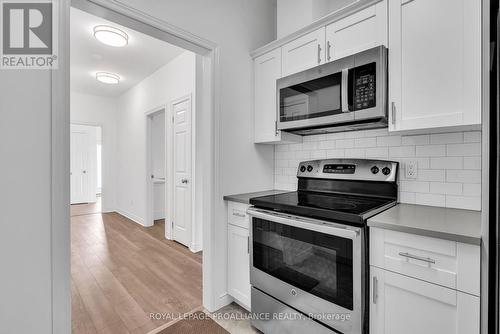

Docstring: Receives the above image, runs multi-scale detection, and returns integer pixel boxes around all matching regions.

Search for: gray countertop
[223,190,290,204]
[368,203,482,245]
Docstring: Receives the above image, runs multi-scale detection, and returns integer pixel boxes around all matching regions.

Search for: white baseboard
[115,208,146,226]
[211,293,233,312]
[190,242,202,253]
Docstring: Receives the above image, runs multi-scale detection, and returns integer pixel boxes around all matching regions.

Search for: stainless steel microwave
[277,46,388,135]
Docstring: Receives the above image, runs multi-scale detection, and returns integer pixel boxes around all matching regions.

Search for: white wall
[71,92,118,212]
[0,2,277,331]
[276,129,482,211]
[115,51,196,226]
[276,0,357,38]
[0,71,53,334]
[112,0,277,309]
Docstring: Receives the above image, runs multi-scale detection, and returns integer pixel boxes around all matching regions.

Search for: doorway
[70,124,102,216]
[53,1,221,331]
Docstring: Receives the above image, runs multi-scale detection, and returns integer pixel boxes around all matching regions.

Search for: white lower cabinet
[370,266,479,334]
[227,201,251,310]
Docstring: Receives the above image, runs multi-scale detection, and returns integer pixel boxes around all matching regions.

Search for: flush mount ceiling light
[96,72,120,85]
[93,25,128,47]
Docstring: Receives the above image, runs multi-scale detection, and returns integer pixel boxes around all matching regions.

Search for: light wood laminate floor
[71,210,202,334]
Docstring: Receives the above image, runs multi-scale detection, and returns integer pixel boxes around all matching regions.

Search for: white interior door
[70,124,97,204]
[172,96,192,247]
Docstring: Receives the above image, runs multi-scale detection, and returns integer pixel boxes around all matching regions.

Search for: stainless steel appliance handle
[247,207,360,240]
[373,276,378,304]
[398,252,436,264]
[341,68,349,113]
[391,102,396,124]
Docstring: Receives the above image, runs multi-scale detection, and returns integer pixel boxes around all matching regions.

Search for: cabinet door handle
[247,236,250,254]
[373,276,378,304]
[327,41,332,61]
[232,212,246,218]
[391,102,396,125]
[398,252,436,264]
[317,44,322,64]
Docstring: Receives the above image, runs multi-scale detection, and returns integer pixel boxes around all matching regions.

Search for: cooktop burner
[249,159,399,225]
[250,191,395,224]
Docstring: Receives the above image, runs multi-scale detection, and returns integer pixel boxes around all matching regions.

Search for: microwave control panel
[353,62,376,110]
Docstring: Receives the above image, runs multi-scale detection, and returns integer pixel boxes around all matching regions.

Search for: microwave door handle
[341,68,349,113]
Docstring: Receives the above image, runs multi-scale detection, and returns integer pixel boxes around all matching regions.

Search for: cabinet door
[254,49,302,144]
[282,28,326,76]
[227,224,251,310]
[370,267,480,334]
[389,0,481,131]
[325,0,387,62]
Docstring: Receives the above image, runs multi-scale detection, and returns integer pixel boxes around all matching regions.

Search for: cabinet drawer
[370,227,480,296]
[227,201,250,229]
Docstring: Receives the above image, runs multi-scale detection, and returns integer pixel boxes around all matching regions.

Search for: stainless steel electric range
[247,159,398,334]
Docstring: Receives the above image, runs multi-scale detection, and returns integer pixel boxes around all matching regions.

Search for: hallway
[71,210,202,334]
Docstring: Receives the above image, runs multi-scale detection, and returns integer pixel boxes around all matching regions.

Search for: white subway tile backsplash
[336,139,355,149]
[389,146,416,157]
[415,193,446,207]
[429,182,463,195]
[446,143,481,157]
[463,157,481,170]
[416,145,446,157]
[401,134,430,146]
[355,137,377,148]
[445,196,481,210]
[446,170,482,184]
[377,135,402,147]
[430,157,463,170]
[463,183,481,196]
[464,131,481,143]
[430,132,463,144]
[274,129,481,211]
[401,181,430,193]
[418,170,446,182]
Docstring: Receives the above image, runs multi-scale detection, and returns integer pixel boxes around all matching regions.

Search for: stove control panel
[297,159,398,182]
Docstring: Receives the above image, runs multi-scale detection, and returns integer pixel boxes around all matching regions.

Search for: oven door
[247,207,364,334]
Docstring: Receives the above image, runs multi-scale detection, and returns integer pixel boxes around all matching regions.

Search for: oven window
[279,72,343,122]
[252,218,353,310]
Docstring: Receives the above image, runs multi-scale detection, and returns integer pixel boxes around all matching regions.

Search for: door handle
[317,44,322,64]
[82,170,87,174]
[181,178,189,184]
[373,276,378,304]
[327,41,332,61]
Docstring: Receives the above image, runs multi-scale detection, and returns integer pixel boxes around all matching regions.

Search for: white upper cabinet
[254,49,302,144]
[388,0,481,132]
[282,28,326,76]
[325,0,387,62]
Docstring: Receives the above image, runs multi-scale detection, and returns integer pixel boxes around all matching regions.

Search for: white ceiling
[70,8,185,97]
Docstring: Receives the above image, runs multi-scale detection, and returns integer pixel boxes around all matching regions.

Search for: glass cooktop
[249,191,396,225]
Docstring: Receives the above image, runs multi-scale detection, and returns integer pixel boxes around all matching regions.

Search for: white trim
[51,0,71,332]
[52,4,222,330]
[145,105,167,228]
[116,208,146,226]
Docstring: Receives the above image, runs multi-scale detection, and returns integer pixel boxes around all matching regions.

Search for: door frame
[52,1,221,332]
[145,105,167,228]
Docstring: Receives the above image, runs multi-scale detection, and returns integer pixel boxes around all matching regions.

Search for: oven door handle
[247,207,360,240]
